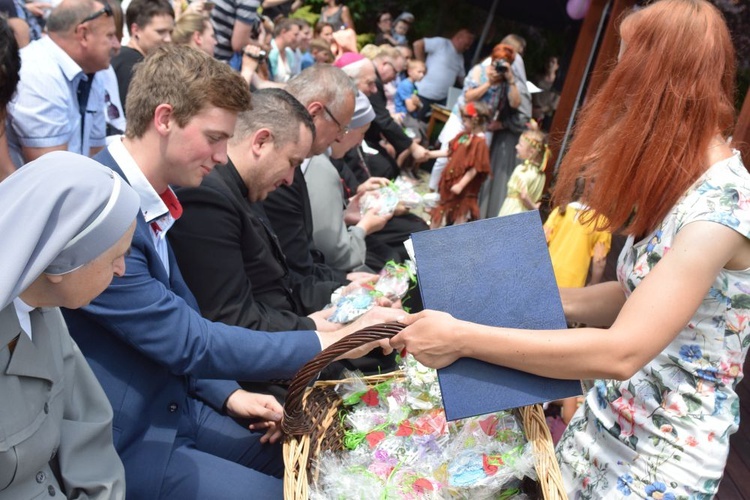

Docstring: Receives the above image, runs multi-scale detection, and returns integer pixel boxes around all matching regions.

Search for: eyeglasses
[105,91,120,120]
[78,3,113,26]
[322,104,349,135]
[383,61,397,74]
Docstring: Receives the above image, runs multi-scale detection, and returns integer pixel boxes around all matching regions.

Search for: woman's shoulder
[692,151,750,200]
[677,151,750,236]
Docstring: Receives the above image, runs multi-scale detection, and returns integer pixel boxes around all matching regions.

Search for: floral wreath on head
[523,125,551,172]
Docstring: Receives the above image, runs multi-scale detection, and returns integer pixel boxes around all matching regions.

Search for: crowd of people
[1,0,749,498]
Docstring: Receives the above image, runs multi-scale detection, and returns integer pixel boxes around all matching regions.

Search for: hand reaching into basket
[225,390,284,443]
[318,306,403,358]
[307,307,339,332]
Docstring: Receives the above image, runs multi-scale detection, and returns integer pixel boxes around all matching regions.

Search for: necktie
[77,74,94,150]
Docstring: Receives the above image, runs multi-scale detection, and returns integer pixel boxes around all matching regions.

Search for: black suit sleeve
[365,78,414,155]
[169,185,316,332]
[263,169,347,284]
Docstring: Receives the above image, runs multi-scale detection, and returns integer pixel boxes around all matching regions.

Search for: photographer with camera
[478,42,532,218]
[427,42,524,193]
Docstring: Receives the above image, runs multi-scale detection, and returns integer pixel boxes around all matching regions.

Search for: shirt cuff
[313,331,324,351]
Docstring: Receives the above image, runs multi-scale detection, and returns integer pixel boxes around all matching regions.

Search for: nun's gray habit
[0,151,139,499]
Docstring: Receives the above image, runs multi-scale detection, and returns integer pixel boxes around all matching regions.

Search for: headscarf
[0,151,140,309]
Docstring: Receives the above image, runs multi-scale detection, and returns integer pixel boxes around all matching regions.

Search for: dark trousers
[159,397,284,499]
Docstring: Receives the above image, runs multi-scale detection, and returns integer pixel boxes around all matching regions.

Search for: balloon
[567,0,591,19]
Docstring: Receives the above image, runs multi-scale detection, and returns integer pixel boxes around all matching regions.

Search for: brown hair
[309,38,334,63]
[461,100,491,129]
[125,45,251,139]
[552,0,736,236]
[125,0,174,35]
[314,20,334,38]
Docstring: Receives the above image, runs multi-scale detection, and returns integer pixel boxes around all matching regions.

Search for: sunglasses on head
[78,3,113,26]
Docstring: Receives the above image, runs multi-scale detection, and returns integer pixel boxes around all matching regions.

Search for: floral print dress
[556,151,750,499]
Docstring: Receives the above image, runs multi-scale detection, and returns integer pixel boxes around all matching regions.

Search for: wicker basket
[281,323,568,500]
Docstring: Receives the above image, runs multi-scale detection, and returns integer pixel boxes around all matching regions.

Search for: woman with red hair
[427,43,522,193]
[391,0,750,496]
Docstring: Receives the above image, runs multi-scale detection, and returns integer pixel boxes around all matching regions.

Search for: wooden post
[544,0,639,192]
[586,0,638,97]
[544,0,610,188]
[733,87,750,170]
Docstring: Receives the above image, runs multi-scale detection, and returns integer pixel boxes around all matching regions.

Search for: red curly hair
[491,43,516,64]
[551,0,736,236]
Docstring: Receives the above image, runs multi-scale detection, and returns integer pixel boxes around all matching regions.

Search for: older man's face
[80,3,120,73]
[309,93,355,155]
[357,62,378,96]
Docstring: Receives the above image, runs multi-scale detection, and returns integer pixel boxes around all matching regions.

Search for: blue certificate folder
[411,211,582,421]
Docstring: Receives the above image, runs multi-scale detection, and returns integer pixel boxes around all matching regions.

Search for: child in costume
[497,128,549,216]
[426,101,492,227]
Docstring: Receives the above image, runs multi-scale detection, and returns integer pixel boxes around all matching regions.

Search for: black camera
[250,17,262,40]
[493,59,509,74]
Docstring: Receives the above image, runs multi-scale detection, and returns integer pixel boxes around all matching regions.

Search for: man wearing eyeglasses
[6,0,119,168]
[263,64,368,284]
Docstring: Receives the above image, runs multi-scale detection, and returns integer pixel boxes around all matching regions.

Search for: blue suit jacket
[63,149,320,498]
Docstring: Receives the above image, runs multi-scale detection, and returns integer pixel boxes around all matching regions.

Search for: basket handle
[282,321,406,436]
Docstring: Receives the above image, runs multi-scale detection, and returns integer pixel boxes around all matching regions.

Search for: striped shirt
[210,0,260,61]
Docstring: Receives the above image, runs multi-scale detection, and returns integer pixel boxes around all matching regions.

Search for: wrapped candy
[360,178,426,217]
[310,357,538,499]
[328,261,415,324]
[360,184,400,216]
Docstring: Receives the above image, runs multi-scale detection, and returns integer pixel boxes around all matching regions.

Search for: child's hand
[450,184,464,196]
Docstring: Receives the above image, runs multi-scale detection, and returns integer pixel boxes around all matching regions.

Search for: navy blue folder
[411,211,582,420]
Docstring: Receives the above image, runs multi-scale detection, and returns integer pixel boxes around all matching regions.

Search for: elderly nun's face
[48,221,136,309]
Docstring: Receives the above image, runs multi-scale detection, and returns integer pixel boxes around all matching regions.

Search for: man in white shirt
[6,0,118,167]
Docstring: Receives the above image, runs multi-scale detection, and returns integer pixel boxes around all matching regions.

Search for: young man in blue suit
[63,45,399,499]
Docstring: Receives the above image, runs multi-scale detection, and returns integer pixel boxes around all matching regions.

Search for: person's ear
[75,21,90,44]
[307,101,324,119]
[192,30,202,47]
[130,24,140,41]
[251,128,273,156]
[153,104,175,136]
[44,274,64,284]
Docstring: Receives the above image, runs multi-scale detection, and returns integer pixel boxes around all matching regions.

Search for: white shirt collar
[300,157,312,175]
[108,137,171,223]
[13,297,34,340]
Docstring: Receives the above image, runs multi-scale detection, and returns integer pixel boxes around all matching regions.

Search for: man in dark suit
[262,64,365,285]
[337,51,428,179]
[169,88,339,333]
[62,45,398,500]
